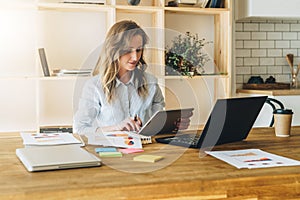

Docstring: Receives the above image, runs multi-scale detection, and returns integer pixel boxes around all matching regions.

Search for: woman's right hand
[116,117,142,132]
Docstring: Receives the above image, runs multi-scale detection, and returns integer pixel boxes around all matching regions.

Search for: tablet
[138,108,194,136]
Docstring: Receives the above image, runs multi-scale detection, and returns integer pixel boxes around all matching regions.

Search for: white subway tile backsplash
[291,41,300,48]
[275,58,288,66]
[244,23,259,31]
[244,58,259,66]
[283,65,292,73]
[235,41,243,48]
[276,74,290,83]
[235,23,243,32]
[283,49,298,56]
[291,24,300,32]
[267,66,282,74]
[236,49,251,57]
[236,66,251,75]
[275,41,290,48]
[252,66,267,74]
[267,49,282,57]
[260,58,275,66]
[275,24,290,31]
[235,32,251,40]
[260,41,275,48]
[252,49,267,57]
[267,32,282,40]
[283,32,297,40]
[235,20,300,89]
[236,75,244,84]
[252,32,267,40]
[260,23,274,31]
[235,58,244,66]
[244,41,259,48]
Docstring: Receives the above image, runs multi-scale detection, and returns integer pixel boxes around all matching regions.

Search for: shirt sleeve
[151,83,165,114]
[73,78,100,135]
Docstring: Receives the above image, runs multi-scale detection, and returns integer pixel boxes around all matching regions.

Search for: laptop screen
[197,96,267,148]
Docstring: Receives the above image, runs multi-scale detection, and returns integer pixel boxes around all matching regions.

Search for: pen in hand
[134,114,142,128]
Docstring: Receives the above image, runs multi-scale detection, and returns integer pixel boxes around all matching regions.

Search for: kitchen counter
[236,89,300,96]
[236,88,300,126]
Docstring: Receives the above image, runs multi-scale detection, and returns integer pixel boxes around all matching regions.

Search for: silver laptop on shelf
[16,145,101,172]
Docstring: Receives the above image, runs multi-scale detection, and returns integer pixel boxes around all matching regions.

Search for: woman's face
[118,34,143,76]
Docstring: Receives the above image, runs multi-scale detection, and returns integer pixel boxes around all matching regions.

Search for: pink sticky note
[119,148,144,154]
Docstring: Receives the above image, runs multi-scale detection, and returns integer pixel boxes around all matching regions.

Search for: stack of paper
[20,132,82,147]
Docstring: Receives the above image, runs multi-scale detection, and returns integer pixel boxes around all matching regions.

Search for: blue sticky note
[95,147,117,153]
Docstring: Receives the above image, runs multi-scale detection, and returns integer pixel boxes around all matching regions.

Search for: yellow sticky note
[133,155,163,163]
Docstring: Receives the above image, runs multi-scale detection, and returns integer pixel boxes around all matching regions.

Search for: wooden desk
[1,127,300,200]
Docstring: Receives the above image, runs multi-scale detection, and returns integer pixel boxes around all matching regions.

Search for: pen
[134,114,142,127]
[134,114,138,122]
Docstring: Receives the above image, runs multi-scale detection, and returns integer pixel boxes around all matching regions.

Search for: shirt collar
[115,71,136,88]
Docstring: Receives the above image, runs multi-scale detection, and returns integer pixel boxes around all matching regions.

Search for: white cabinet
[235,0,300,20]
[0,0,232,132]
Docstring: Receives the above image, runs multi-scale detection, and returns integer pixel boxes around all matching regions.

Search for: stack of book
[198,0,224,8]
[52,69,92,76]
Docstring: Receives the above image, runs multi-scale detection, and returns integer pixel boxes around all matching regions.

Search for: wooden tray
[243,83,290,90]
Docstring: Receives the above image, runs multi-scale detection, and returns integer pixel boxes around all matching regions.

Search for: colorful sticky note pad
[133,155,164,163]
[95,147,117,153]
[98,152,122,157]
[119,148,144,154]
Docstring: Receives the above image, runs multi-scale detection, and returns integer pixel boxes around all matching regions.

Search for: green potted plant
[165,32,212,77]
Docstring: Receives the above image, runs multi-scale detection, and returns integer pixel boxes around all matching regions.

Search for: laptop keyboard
[156,134,200,147]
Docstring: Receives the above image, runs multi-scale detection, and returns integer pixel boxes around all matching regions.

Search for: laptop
[16,145,101,172]
[155,96,267,148]
[138,108,194,136]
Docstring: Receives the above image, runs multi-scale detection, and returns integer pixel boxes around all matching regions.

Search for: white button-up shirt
[73,71,165,135]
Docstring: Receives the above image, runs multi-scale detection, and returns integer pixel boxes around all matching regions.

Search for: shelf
[236,89,300,96]
[38,2,112,12]
[164,7,230,15]
[39,76,91,80]
[115,5,163,13]
[0,0,232,132]
[164,74,229,80]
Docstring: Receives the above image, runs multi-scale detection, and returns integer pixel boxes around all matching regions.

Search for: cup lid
[273,109,293,114]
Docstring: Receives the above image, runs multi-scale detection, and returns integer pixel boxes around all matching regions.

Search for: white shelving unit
[0,0,232,132]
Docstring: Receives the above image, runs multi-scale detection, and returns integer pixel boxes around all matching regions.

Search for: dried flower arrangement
[165,32,212,77]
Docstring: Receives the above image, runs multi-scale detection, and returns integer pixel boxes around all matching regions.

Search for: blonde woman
[74,20,190,135]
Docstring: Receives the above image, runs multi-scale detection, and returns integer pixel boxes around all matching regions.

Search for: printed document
[206,149,300,169]
[88,131,143,149]
[20,132,82,146]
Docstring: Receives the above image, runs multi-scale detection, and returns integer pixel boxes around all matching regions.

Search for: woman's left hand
[175,111,193,130]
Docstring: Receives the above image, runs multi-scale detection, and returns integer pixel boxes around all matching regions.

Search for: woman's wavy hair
[93,20,149,103]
